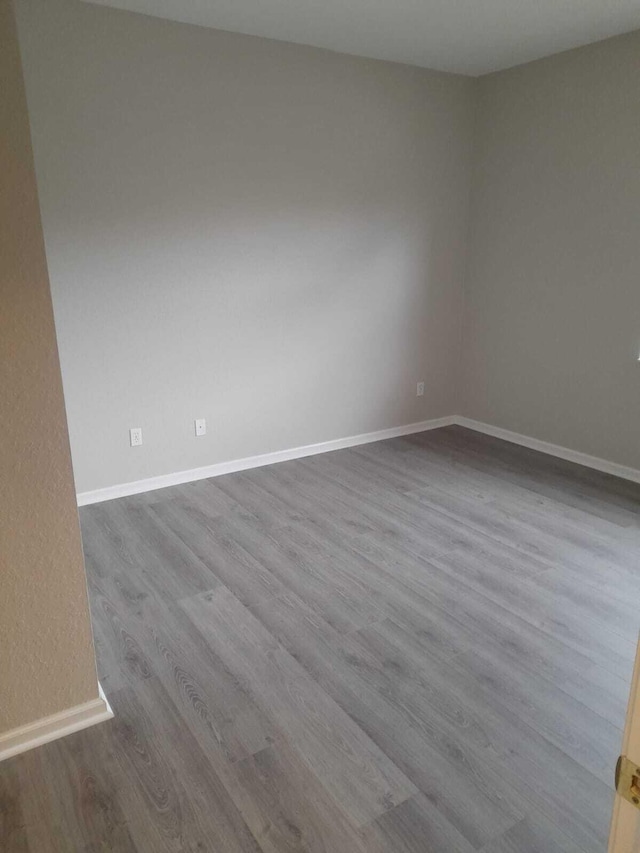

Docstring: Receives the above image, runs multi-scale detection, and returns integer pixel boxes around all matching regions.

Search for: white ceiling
[83,0,640,76]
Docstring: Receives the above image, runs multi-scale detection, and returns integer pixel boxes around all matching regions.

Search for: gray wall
[463,31,640,469]
[16,0,475,493]
[17,1,640,486]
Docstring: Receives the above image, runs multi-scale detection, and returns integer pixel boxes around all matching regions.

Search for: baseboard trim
[0,683,114,762]
[76,413,640,506]
[455,416,640,485]
[77,416,457,506]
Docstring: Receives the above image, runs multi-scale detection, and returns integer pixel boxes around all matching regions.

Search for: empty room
[3,0,640,850]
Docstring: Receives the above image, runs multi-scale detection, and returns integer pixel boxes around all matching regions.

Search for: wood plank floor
[3,425,640,852]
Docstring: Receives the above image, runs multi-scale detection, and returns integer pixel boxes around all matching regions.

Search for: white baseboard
[455,416,640,485]
[76,416,456,506]
[0,683,113,762]
[76,412,640,506]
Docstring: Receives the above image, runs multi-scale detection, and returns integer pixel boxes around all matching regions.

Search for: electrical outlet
[416,382,425,397]
[130,427,143,447]
[194,418,206,437]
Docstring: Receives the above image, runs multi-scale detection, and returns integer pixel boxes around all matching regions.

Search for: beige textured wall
[463,31,640,469]
[15,0,475,494]
[0,0,99,732]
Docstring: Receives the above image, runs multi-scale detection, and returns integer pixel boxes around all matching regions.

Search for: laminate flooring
[3,426,640,852]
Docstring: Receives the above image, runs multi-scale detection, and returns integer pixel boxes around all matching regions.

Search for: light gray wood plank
[106,682,262,853]
[81,500,217,599]
[360,793,476,853]
[90,567,277,764]
[229,741,372,853]
[480,814,588,853]
[430,539,636,678]
[180,585,418,827]
[248,589,523,848]
[150,499,289,607]
[359,618,614,852]
[197,507,387,632]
